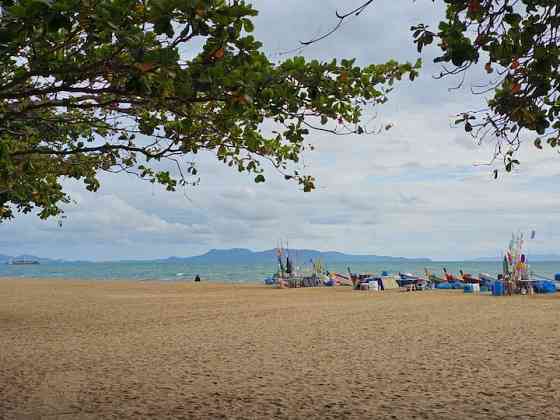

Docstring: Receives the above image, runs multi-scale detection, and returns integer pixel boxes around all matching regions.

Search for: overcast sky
[2,0,558,261]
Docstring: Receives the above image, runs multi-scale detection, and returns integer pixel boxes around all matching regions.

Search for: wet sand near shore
[1,279,559,419]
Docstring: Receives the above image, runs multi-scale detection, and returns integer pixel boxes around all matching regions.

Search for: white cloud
[2,1,559,261]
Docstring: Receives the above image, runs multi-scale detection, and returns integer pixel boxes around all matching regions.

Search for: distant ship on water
[7,259,40,265]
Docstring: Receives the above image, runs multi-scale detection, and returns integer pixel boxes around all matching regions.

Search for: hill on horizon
[0,254,58,264]
[165,248,432,264]
[5,249,560,264]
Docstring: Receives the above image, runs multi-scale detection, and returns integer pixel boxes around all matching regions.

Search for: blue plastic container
[464,284,474,293]
[533,280,556,294]
[555,273,560,282]
[436,282,452,289]
[492,281,504,296]
[382,271,389,277]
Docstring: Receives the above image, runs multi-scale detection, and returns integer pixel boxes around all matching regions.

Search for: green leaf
[0,0,419,221]
[242,18,254,33]
[534,138,543,149]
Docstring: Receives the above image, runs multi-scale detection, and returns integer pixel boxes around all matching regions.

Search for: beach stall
[497,231,554,295]
[380,275,400,290]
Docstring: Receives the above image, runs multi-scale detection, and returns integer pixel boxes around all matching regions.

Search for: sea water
[1,260,559,282]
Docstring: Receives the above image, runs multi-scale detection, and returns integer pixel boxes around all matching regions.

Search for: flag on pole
[531,230,536,239]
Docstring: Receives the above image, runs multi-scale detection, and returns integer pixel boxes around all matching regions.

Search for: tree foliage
[412,0,560,173]
[0,0,419,220]
[302,1,560,173]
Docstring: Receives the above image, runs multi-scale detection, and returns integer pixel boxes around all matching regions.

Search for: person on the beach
[194,275,201,282]
[505,274,513,295]
[517,255,529,280]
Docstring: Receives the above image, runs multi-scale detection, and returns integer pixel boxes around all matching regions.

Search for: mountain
[166,248,431,264]
[472,254,560,262]
[1,249,431,264]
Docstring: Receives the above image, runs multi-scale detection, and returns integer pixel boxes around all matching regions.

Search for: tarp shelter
[380,276,399,290]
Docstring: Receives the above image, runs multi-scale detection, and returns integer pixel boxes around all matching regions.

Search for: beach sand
[1,279,560,419]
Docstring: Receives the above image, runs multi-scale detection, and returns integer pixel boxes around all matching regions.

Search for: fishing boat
[346,268,385,290]
[442,267,460,282]
[424,268,444,285]
[479,273,497,288]
[269,244,328,288]
[459,270,481,284]
[435,268,465,289]
[398,272,427,290]
[7,259,39,265]
[330,272,353,287]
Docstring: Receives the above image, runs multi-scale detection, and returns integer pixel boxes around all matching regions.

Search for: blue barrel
[545,282,557,293]
[555,273,560,282]
[534,280,557,294]
[464,284,473,293]
[492,281,504,296]
[382,271,389,277]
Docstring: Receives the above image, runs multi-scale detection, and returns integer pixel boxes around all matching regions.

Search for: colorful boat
[331,273,353,287]
[398,272,428,290]
[459,270,481,284]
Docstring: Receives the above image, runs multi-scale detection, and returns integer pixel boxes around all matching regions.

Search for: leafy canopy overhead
[303,0,560,174]
[0,0,419,220]
[412,0,560,174]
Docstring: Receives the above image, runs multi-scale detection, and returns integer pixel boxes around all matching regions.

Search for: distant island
[164,248,432,264]
[1,249,430,264]
[0,254,59,264]
[5,249,560,264]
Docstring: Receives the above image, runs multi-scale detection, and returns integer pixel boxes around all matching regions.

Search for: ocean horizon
[2,259,559,282]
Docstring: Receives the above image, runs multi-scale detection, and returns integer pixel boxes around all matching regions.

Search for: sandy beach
[1,279,560,419]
